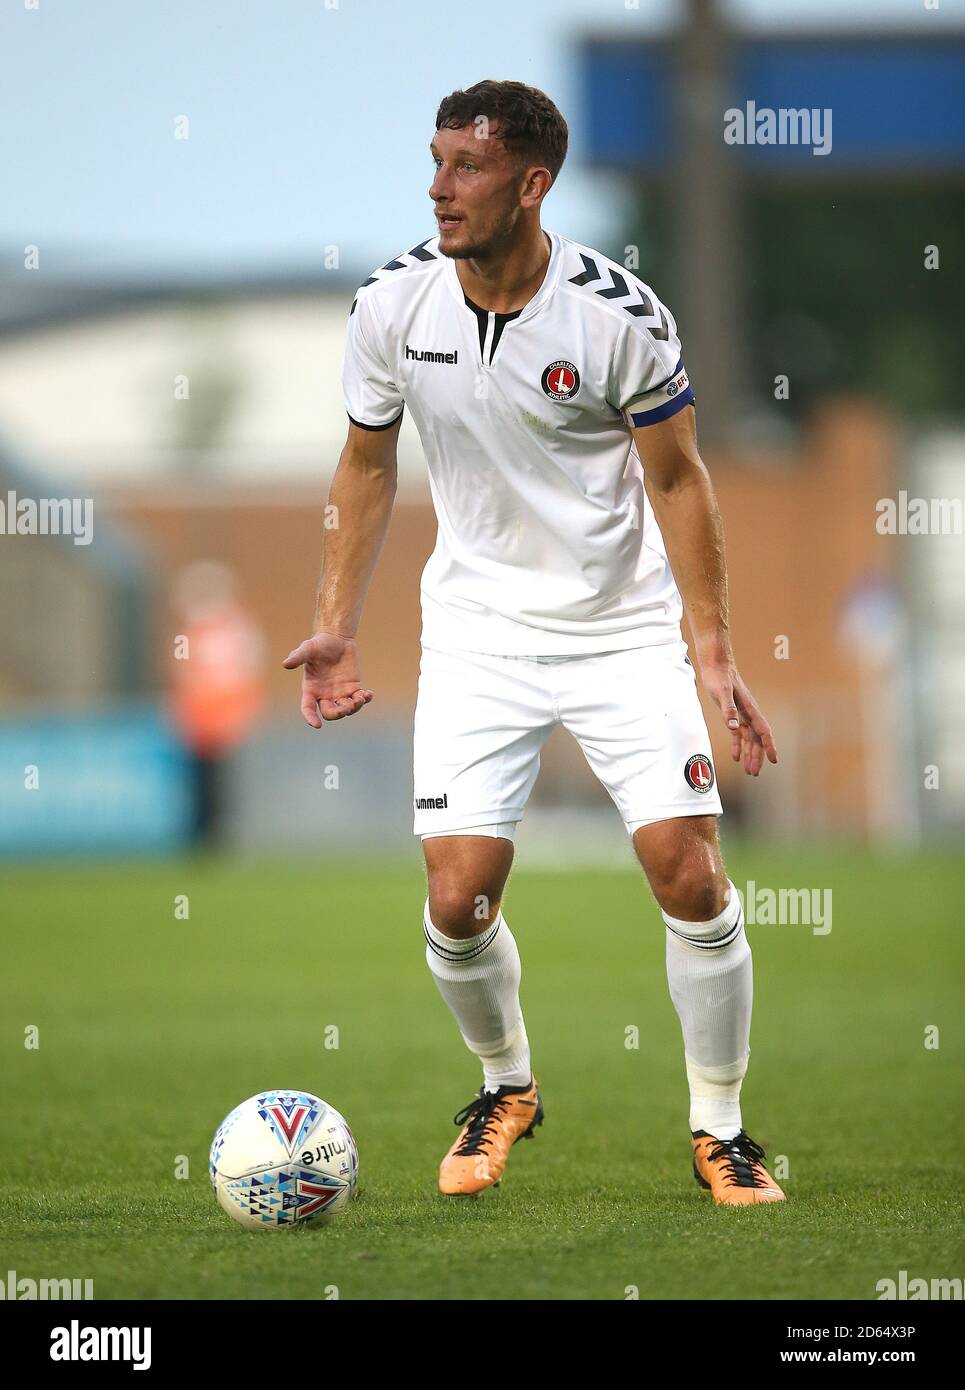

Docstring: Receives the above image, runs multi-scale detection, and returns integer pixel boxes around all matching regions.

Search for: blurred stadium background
[1,0,963,865]
[3,0,965,1304]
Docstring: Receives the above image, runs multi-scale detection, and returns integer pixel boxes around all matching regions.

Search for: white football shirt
[342,229,696,655]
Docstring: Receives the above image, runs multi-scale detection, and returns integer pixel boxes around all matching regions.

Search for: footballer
[285,80,784,1206]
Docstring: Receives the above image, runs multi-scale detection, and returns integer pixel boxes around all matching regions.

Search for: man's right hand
[282,631,373,728]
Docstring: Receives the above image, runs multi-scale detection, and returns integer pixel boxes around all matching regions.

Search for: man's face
[429,123,527,259]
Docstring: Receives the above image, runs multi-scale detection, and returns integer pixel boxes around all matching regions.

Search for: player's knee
[650,856,727,922]
[427,879,501,938]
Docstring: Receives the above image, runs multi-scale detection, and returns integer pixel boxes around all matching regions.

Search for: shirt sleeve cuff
[346,406,405,432]
[626,388,695,427]
[622,360,694,427]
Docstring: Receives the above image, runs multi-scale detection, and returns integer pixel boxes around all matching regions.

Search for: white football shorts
[413,638,723,840]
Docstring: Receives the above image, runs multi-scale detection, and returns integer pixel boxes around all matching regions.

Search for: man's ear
[520,166,552,209]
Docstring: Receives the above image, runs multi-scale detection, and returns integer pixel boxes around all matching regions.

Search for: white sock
[663,880,751,1141]
[423,900,532,1091]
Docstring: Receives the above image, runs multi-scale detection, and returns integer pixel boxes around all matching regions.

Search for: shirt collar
[443,228,562,323]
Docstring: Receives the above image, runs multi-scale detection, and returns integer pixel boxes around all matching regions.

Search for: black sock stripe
[665,912,744,950]
[424,916,501,962]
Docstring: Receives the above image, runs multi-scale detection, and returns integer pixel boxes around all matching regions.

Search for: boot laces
[705,1131,771,1188]
[451,1089,512,1157]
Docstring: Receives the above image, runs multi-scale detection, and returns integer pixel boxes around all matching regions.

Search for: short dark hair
[435,80,568,184]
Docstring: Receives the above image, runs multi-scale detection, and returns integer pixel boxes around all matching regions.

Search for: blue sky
[1,0,957,279]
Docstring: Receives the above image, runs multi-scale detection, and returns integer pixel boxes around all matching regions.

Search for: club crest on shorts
[541,360,580,401]
[684,754,715,793]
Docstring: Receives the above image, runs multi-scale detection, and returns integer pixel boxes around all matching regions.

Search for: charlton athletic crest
[541,360,580,401]
[684,754,715,793]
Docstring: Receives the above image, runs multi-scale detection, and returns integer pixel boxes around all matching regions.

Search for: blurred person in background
[169,561,265,847]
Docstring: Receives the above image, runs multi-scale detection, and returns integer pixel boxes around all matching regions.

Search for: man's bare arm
[283,416,401,725]
[632,406,777,776]
[312,417,401,635]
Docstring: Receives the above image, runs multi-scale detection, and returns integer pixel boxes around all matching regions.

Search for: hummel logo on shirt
[415,793,448,809]
[405,345,458,364]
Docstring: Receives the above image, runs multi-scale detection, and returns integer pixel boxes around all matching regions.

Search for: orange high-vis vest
[169,607,265,756]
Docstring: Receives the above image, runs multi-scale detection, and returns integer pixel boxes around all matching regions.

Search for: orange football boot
[439,1079,544,1195]
[692,1129,786,1206]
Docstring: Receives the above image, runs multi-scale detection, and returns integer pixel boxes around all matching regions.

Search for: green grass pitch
[3,843,964,1301]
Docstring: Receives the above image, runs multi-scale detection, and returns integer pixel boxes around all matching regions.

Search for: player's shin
[423,901,532,1090]
[662,879,752,1141]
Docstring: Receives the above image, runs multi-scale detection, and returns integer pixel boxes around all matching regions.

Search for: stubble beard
[437,204,521,263]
